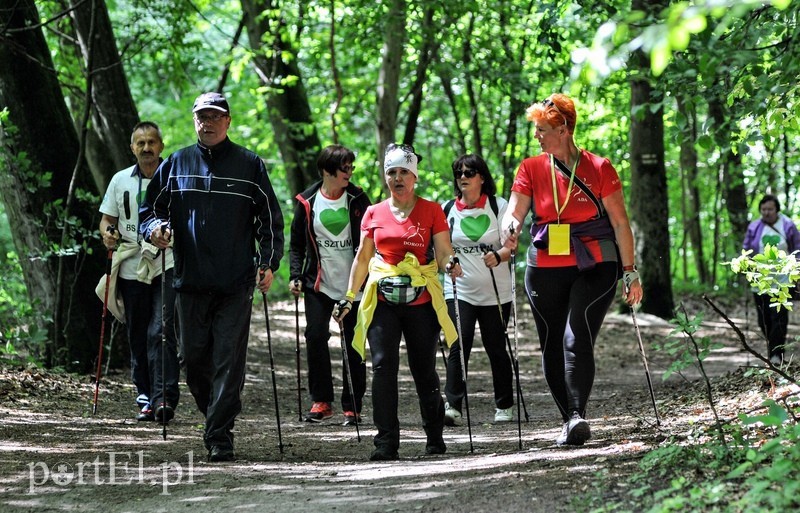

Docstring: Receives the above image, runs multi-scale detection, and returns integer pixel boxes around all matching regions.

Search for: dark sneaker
[369,447,399,461]
[155,403,175,424]
[565,412,591,446]
[342,411,362,426]
[305,402,333,422]
[136,404,154,422]
[425,439,447,455]
[208,445,235,462]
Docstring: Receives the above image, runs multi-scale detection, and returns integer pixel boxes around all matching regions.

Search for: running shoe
[305,402,333,422]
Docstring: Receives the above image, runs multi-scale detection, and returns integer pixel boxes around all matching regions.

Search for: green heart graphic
[762,234,781,246]
[461,215,490,242]
[320,207,349,236]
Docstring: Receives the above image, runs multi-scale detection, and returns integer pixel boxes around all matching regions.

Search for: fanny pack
[377,275,424,305]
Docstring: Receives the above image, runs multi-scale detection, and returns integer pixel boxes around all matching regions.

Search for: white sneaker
[770,354,784,366]
[444,402,463,426]
[494,407,513,423]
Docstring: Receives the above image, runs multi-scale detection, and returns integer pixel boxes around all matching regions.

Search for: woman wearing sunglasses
[503,93,643,446]
[333,143,462,461]
[441,154,515,427]
[288,145,370,426]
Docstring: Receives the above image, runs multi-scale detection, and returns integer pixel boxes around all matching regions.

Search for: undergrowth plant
[582,245,800,512]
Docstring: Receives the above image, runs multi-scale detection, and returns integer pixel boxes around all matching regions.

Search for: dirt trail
[0,296,772,512]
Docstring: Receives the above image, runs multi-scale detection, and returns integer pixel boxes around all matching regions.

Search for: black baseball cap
[192,92,229,114]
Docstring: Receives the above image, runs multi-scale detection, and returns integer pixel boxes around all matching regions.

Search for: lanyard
[550,152,579,223]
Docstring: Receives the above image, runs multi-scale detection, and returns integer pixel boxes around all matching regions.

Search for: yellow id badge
[549,224,571,255]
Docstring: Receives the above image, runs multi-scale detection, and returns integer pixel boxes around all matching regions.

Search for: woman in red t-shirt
[334,143,462,461]
[503,94,644,447]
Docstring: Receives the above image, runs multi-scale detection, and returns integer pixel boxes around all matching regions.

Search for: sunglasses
[541,98,568,127]
[338,164,355,173]
[454,168,479,179]
[385,143,416,155]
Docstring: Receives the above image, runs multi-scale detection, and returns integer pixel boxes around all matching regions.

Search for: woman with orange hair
[502,93,643,446]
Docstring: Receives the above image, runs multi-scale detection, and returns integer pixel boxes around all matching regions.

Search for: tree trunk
[628,0,674,319]
[376,0,405,177]
[708,96,748,242]
[402,5,440,148]
[69,0,140,193]
[0,0,105,369]
[241,0,320,197]
[676,96,708,284]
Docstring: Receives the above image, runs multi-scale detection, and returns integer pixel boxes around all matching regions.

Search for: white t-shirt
[312,190,354,299]
[443,196,513,306]
[99,166,148,280]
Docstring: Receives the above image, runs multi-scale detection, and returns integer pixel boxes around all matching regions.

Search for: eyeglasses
[541,98,568,127]
[454,168,479,179]
[194,113,228,123]
[338,165,355,173]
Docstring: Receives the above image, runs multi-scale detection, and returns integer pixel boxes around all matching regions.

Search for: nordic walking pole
[260,269,284,453]
[438,333,449,370]
[450,257,474,453]
[627,284,660,426]
[508,225,528,433]
[294,281,303,422]
[160,222,168,440]
[483,244,526,450]
[93,225,116,415]
[337,320,361,442]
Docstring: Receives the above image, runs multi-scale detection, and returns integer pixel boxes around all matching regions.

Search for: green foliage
[729,244,800,311]
[586,391,800,512]
[657,310,723,381]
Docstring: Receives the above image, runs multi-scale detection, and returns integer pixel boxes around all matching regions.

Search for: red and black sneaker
[342,411,362,426]
[136,404,154,422]
[304,402,333,422]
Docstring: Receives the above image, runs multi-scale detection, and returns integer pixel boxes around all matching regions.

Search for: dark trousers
[177,287,253,450]
[445,300,513,411]
[367,301,444,451]
[753,292,788,358]
[524,262,617,422]
[303,290,366,412]
[118,269,180,408]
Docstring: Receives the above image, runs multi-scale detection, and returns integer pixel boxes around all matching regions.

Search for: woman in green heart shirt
[289,145,371,425]
[742,194,800,365]
[442,154,516,426]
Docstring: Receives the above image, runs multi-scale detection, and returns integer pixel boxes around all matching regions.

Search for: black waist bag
[377,275,424,305]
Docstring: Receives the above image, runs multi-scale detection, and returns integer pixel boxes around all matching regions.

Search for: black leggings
[524,262,618,422]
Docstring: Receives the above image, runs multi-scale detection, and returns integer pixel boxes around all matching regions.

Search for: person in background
[333,143,462,461]
[289,144,370,425]
[140,92,284,462]
[742,193,800,366]
[442,154,515,426]
[503,93,643,446]
[98,121,179,423]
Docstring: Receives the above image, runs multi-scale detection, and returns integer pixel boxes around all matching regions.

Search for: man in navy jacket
[140,92,284,462]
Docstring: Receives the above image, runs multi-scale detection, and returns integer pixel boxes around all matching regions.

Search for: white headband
[383,147,418,177]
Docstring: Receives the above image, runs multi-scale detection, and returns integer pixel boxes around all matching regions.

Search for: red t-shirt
[361,197,449,303]
[511,149,622,267]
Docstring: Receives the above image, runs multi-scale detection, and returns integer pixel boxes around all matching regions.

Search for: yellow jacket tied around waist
[352,252,458,361]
